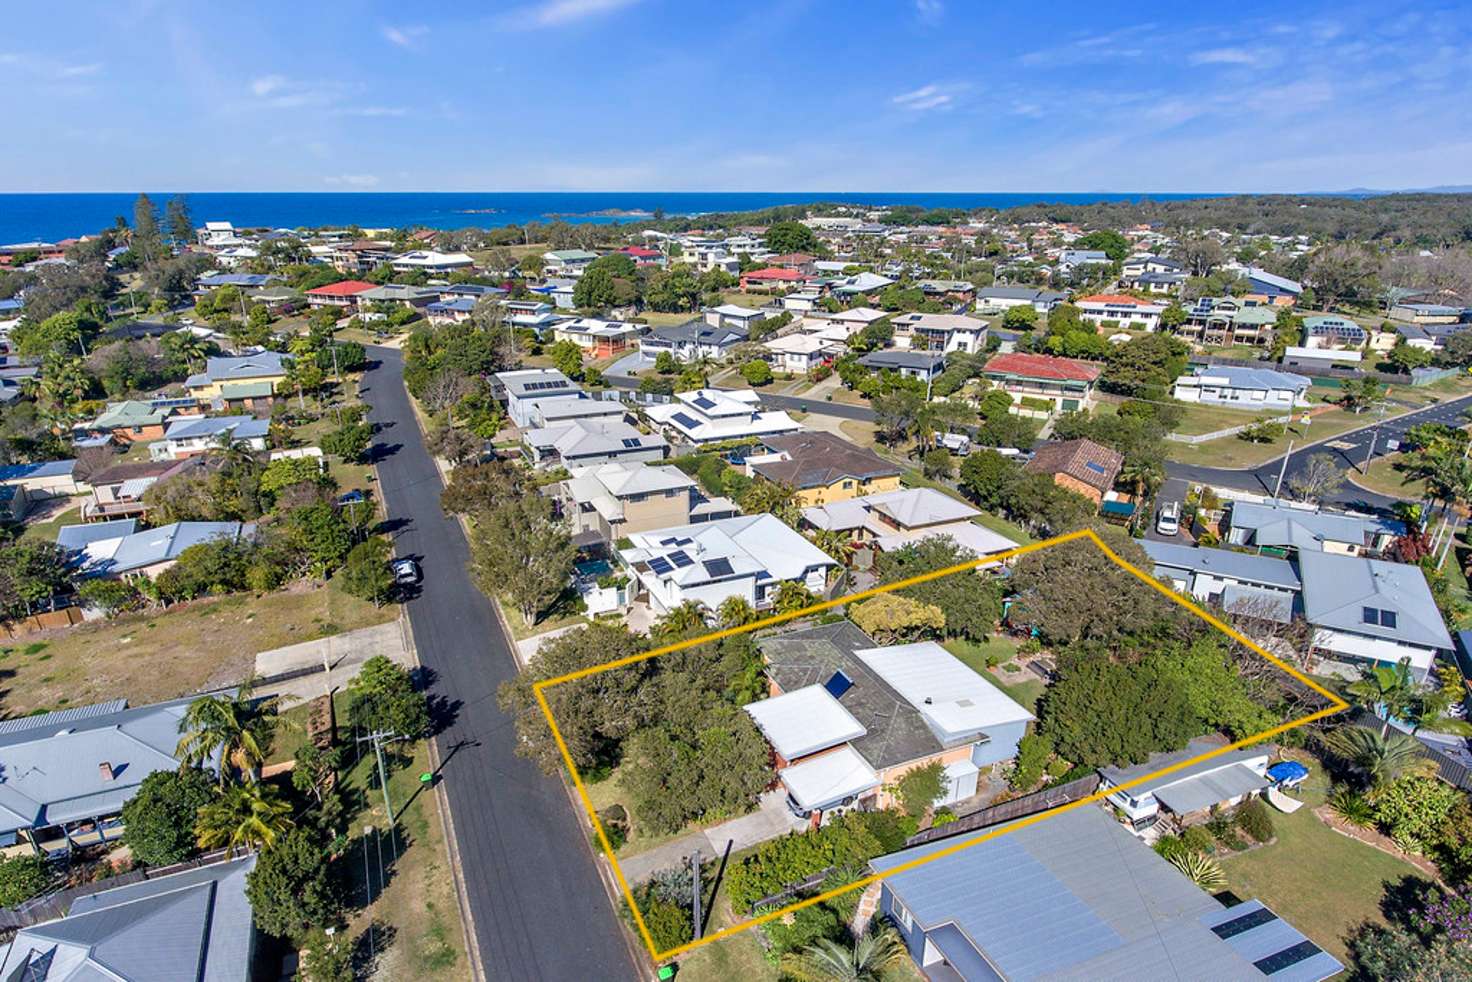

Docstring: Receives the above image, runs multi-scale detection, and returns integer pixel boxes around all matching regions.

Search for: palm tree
[163,331,210,373]
[1345,659,1417,737]
[717,595,757,629]
[176,681,278,785]
[1320,726,1436,792]
[810,529,855,566]
[780,927,909,982]
[653,600,709,640]
[1405,686,1472,737]
[196,782,295,855]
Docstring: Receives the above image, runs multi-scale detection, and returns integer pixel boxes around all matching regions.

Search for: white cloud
[509,0,643,29]
[892,84,954,111]
[250,74,288,97]
[382,24,429,49]
[914,0,944,24]
[0,51,105,81]
[1189,47,1259,66]
[340,106,407,117]
[324,174,380,188]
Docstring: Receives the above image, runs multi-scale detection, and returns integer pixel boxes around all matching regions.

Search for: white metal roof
[744,685,867,760]
[854,642,1034,740]
[778,745,881,810]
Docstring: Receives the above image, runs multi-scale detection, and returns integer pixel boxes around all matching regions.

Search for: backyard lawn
[942,637,1046,713]
[1218,768,1433,967]
[0,579,395,715]
[18,495,86,542]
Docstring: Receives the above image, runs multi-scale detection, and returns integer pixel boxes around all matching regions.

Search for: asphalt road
[360,347,637,982]
[1165,392,1472,512]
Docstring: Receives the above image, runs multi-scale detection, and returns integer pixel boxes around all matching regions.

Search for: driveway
[360,347,638,981]
[1143,477,1190,544]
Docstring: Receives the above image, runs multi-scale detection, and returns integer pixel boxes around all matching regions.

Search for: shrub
[1181,824,1216,855]
[121,768,215,866]
[1329,785,1375,827]
[1010,732,1052,791]
[725,811,895,911]
[891,762,946,819]
[741,360,774,386]
[1235,797,1275,842]
[0,854,51,907]
[77,578,141,617]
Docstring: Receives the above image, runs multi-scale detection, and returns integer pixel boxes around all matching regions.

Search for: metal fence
[1345,708,1472,791]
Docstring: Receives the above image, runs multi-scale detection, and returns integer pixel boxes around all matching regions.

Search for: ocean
[0,191,1217,245]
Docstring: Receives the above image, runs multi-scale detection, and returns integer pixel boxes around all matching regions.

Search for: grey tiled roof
[758,621,943,769]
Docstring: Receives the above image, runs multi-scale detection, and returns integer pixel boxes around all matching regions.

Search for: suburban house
[495,368,585,428]
[1143,541,1451,679]
[1392,302,1466,324]
[761,332,843,374]
[1121,255,1185,278]
[72,520,254,580]
[1176,298,1278,346]
[1225,499,1404,557]
[149,415,270,460]
[521,416,668,469]
[981,351,1103,416]
[637,320,748,363]
[82,458,198,521]
[824,306,890,334]
[832,272,896,298]
[869,805,1342,981]
[800,486,1018,560]
[765,252,818,274]
[890,313,988,354]
[357,284,441,311]
[72,397,196,444]
[183,352,291,409]
[740,267,806,291]
[1171,366,1311,411]
[1056,248,1110,271]
[551,317,644,358]
[542,249,599,276]
[1244,267,1303,306]
[916,279,976,303]
[522,394,627,430]
[197,220,242,247]
[1299,549,1452,683]
[0,854,259,981]
[857,350,946,381]
[390,249,474,273]
[303,279,377,310]
[1302,314,1368,349]
[328,240,396,274]
[972,286,1067,315]
[617,513,835,613]
[644,388,801,444]
[426,296,478,324]
[559,461,738,542]
[746,431,901,506]
[1100,735,1271,831]
[0,697,211,859]
[1023,438,1123,506]
[754,622,1032,823]
[1282,345,1362,372]
[704,303,768,332]
[1077,293,1166,332]
[0,459,85,498]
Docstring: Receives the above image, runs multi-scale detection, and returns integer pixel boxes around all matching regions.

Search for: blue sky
[3,0,1470,193]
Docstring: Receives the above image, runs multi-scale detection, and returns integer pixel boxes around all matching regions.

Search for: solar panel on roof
[1254,941,1324,975]
[702,558,733,577]
[1210,906,1278,939]
[669,551,693,567]
[648,557,673,575]
[620,438,642,448]
[693,396,717,410]
[670,412,701,429]
[659,537,678,545]
[1084,461,1106,474]
[824,670,853,698]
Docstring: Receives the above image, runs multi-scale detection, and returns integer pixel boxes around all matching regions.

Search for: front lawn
[1218,767,1434,966]
[1348,451,1426,500]
[0,579,395,715]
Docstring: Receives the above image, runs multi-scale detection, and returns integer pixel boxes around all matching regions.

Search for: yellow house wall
[797,473,902,507]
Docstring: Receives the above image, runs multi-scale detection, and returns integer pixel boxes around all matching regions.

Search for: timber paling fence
[904,773,1102,848]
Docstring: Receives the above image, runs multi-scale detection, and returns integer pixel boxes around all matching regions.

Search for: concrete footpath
[253,619,410,705]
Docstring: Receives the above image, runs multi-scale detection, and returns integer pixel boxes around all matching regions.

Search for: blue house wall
[971,719,1028,768]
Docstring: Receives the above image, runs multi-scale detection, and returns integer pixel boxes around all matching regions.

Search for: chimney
[99,761,114,781]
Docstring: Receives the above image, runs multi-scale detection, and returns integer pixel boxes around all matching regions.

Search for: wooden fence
[904,773,1102,847]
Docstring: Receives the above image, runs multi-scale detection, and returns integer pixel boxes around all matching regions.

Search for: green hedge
[725,810,916,912]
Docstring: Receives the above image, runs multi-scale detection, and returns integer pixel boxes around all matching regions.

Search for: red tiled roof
[742,267,803,281]
[1078,293,1154,306]
[620,246,661,258]
[983,351,1102,382]
[1024,438,1123,492]
[305,280,377,296]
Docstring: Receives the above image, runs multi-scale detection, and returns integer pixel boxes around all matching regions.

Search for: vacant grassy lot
[1166,407,1375,469]
[1348,452,1426,500]
[1219,767,1432,966]
[341,732,468,980]
[1167,401,1276,437]
[0,580,395,715]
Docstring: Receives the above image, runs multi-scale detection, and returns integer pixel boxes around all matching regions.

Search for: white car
[1156,501,1181,536]
[391,558,422,586]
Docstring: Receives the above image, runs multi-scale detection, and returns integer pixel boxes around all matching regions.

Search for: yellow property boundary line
[531,528,1351,964]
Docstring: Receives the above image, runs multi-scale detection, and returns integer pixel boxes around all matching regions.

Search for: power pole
[356,730,404,860]
[1272,439,1295,501]
[690,849,703,941]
